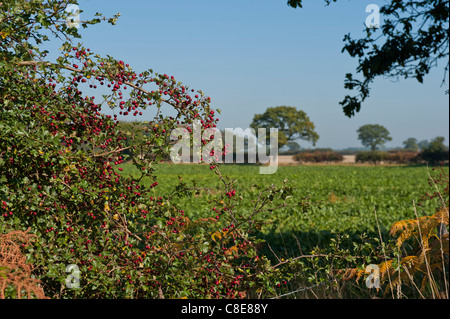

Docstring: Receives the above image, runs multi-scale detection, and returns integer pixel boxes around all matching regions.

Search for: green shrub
[418,150,449,165]
[293,150,343,163]
[417,136,449,165]
[356,151,388,163]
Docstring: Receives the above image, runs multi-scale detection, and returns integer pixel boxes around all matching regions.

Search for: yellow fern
[341,206,448,297]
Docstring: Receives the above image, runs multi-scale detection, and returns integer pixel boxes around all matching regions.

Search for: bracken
[0,229,48,299]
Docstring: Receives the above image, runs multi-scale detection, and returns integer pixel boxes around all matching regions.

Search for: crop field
[119,163,447,258]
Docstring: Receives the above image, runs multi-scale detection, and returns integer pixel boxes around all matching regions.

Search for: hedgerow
[0,1,296,299]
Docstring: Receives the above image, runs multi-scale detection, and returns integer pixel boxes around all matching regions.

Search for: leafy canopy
[403,138,419,152]
[357,124,392,151]
[419,136,449,164]
[250,106,319,149]
[286,0,449,117]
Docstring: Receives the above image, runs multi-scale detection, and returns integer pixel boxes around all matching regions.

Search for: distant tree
[250,106,319,149]
[403,138,419,152]
[419,136,449,164]
[357,124,392,151]
[427,136,448,152]
[287,141,301,152]
[418,139,431,151]
[286,0,449,117]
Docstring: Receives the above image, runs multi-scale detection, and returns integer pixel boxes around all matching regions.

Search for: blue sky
[56,0,449,149]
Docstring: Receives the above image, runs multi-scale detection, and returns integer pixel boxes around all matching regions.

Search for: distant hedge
[293,150,343,163]
[385,151,419,164]
[356,151,419,164]
[355,151,388,163]
[418,149,449,165]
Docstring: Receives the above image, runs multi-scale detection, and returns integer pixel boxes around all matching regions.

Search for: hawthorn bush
[0,1,295,298]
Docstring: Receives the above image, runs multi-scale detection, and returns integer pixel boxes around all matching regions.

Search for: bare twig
[270,280,332,299]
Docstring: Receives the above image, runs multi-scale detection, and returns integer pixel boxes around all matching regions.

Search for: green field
[120,163,447,258]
